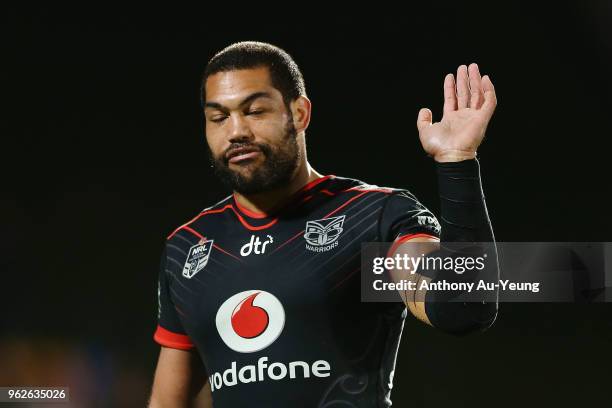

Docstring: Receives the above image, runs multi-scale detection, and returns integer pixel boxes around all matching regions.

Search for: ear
[289,95,312,134]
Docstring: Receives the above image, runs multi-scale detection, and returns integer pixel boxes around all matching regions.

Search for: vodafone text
[208,357,331,392]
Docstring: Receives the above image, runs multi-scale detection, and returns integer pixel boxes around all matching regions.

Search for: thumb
[416,108,432,132]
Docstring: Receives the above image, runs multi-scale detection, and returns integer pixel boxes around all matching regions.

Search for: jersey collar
[232,175,335,220]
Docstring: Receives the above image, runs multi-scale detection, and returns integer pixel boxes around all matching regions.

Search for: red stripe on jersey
[166,206,228,239]
[154,325,195,350]
[320,189,336,196]
[324,191,368,218]
[168,204,277,238]
[301,174,335,191]
[174,305,186,317]
[231,207,278,230]
[387,233,440,257]
[200,206,233,217]
[330,266,361,292]
[213,243,243,262]
[341,186,394,194]
[182,226,205,240]
[167,204,248,238]
[233,198,269,219]
[201,205,277,231]
[270,229,304,254]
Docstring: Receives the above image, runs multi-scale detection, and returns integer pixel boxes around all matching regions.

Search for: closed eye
[210,116,227,123]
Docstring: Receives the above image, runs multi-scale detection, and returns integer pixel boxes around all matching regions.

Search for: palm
[417,64,497,162]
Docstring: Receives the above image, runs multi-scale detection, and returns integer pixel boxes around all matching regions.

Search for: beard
[208,118,301,195]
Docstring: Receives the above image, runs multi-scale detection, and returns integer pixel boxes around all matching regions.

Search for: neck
[233,162,323,216]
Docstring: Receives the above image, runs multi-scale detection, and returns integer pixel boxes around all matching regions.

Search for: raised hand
[417,63,497,162]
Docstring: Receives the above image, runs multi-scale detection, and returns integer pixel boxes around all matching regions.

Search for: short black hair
[201,41,306,108]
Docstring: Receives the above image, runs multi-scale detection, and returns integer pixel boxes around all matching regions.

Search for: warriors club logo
[215,290,285,353]
[304,215,346,252]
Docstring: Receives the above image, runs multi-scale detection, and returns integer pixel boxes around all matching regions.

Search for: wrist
[433,150,477,163]
[435,156,480,177]
[435,157,482,202]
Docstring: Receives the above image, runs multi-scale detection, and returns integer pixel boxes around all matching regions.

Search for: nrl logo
[182,240,214,278]
[304,215,346,252]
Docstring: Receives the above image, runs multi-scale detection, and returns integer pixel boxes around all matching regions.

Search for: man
[148,41,498,407]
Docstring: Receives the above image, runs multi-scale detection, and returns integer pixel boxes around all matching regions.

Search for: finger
[442,73,457,117]
[468,63,484,109]
[456,65,469,109]
[416,108,433,132]
[481,75,497,116]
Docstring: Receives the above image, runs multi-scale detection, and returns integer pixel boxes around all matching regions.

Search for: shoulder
[326,175,418,199]
[165,195,233,241]
[323,175,430,220]
[326,175,390,193]
[328,176,433,220]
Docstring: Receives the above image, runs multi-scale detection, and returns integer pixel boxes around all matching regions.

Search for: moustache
[223,142,271,164]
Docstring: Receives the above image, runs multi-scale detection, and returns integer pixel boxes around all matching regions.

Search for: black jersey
[154,175,440,407]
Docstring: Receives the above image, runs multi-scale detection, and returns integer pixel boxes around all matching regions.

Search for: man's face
[204,67,300,195]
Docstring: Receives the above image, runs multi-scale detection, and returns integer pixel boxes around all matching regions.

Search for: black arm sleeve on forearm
[437,158,494,242]
[424,158,499,335]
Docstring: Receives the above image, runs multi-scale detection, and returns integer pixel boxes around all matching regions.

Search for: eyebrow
[204,92,273,111]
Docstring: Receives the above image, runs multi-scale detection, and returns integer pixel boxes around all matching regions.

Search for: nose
[227,112,254,143]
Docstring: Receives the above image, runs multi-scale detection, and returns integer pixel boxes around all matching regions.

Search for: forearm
[148,348,212,408]
[437,158,494,242]
[424,158,499,334]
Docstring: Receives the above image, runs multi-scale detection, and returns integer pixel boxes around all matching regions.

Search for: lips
[226,146,261,164]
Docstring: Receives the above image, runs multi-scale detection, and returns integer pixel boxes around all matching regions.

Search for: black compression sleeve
[424,158,499,335]
[437,158,493,242]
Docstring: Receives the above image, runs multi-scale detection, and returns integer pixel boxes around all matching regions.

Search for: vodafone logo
[210,290,331,392]
[215,290,285,353]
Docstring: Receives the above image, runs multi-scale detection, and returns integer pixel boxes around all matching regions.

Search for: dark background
[2,2,611,407]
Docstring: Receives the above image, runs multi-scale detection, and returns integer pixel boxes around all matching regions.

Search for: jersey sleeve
[153,245,195,350]
[379,190,441,244]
